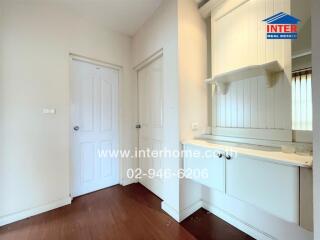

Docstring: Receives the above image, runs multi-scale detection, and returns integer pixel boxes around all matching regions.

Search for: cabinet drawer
[183,144,225,192]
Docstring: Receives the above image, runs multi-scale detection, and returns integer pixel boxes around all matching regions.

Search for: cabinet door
[183,144,225,192]
[226,155,299,223]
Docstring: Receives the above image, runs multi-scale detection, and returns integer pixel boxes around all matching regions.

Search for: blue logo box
[267,33,298,39]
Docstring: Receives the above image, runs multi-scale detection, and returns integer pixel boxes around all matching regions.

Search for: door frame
[69,53,123,198]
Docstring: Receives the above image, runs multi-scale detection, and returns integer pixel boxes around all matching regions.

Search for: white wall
[312,0,320,238]
[132,0,181,216]
[292,0,311,56]
[178,0,207,141]
[0,1,135,224]
[178,0,207,214]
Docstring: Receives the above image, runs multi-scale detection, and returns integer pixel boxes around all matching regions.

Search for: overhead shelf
[205,61,284,94]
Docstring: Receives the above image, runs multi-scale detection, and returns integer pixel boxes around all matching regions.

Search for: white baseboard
[0,197,72,227]
[162,199,274,240]
[161,200,203,222]
[161,201,180,222]
[121,178,138,186]
[202,201,274,240]
[179,200,203,222]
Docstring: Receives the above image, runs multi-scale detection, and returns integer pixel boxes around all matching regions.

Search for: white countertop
[183,140,313,168]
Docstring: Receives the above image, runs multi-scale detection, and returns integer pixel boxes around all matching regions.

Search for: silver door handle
[73,126,80,131]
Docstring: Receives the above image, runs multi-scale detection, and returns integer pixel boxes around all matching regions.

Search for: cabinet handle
[216,152,223,158]
[225,154,232,160]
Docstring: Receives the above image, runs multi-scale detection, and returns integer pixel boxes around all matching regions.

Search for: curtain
[292,68,312,130]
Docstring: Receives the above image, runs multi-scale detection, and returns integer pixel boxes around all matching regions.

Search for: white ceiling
[64,0,163,36]
[17,0,163,36]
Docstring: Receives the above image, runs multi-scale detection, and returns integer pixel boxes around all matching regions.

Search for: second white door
[138,56,164,198]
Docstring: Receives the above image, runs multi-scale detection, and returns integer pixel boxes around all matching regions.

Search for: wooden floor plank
[0,184,254,240]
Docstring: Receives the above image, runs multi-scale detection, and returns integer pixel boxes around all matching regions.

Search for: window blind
[292,68,312,130]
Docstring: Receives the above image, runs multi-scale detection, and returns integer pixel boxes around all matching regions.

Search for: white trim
[133,48,163,71]
[161,201,180,222]
[199,0,225,18]
[0,197,72,227]
[201,134,291,148]
[212,127,292,142]
[69,53,122,70]
[179,200,203,221]
[162,198,276,240]
[202,201,274,240]
[213,0,249,21]
[121,178,138,186]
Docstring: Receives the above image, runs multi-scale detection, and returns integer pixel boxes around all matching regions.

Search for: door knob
[225,154,232,160]
[73,126,80,131]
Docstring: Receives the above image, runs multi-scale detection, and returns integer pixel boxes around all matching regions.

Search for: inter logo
[263,12,300,39]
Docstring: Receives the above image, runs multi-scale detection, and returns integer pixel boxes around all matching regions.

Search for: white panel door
[138,56,164,198]
[71,59,119,197]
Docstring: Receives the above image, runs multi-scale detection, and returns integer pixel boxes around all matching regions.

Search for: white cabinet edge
[182,140,312,168]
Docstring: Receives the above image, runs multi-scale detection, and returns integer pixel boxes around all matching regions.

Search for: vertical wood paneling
[220,93,226,127]
[265,0,275,63]
[215,89,220,127]
[257,0,266,65]
[244,79,251,128]
[212,85,218,128]
[258,76,267,128]
[250,78,258,128]
[212,0,291,131]
[274,74,284,129]
[231,83,238,127]
[236,81,244,128]
[266,82,275,129]
[274,0,284,70]
[225,88,232,127]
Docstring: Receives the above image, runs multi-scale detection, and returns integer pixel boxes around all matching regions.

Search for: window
[292,68,312,130]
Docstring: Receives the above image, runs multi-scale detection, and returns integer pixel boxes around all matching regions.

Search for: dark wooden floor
[0,183,254,240]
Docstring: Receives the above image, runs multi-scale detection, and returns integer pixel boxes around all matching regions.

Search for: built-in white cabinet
[183,144,225,192]
[183,142,308,225]
[226,154,299,223]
